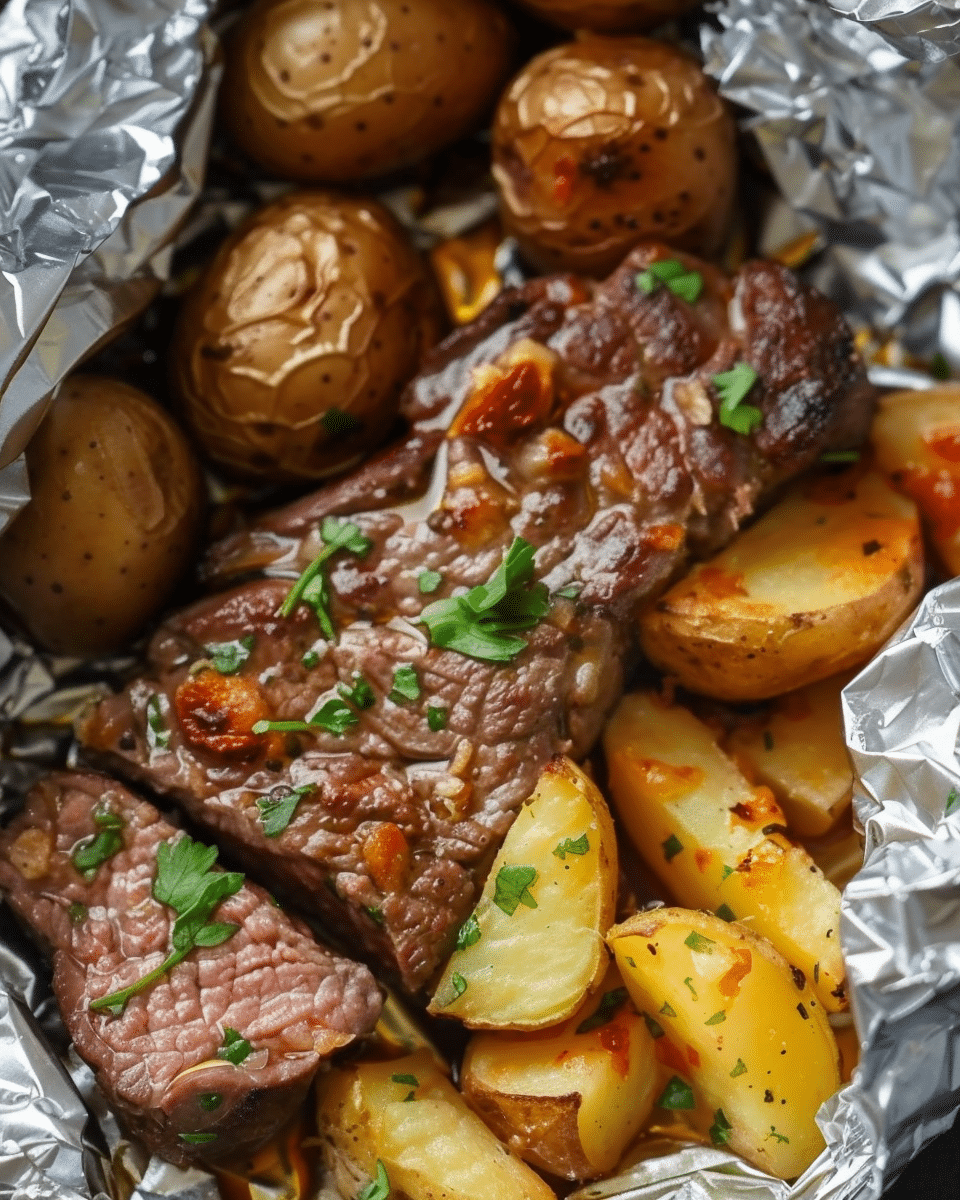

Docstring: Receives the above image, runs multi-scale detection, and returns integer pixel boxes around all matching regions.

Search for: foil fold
[825,0,960,63]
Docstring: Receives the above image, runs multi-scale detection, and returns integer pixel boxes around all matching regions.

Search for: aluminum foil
[1,1,960,1200]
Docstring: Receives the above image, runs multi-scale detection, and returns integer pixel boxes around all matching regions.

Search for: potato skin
[222,0,514,183]
[0,376,203,656]
[516,0,703,33]
[171,191,443,483]
[492,36,736,276]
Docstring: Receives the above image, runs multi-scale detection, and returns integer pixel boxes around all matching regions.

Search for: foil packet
[1,1,960,1199]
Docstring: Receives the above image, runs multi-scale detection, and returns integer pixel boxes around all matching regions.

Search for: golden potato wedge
[801,813,864,893]
[872,384,960,575]
[603,691,846,1011]
[638,468,924,700]
[608,908,841,1181]
[429,757,618,1028]
[461,964,658,1180]
[317,1050,555,1200]
[725,672,854,837]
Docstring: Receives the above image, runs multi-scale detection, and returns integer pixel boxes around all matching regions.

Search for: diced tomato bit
[686,1045,701,1069]
[654,1036,688,1074]
[175,670,273,758]
[363,822,411,893]
[450,356,555,447]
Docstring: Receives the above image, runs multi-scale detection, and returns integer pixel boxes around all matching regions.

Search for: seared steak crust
[79,244,874,992]
[0,772,382,1167]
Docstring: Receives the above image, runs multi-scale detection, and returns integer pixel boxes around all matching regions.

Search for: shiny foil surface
[0,1,959,1199]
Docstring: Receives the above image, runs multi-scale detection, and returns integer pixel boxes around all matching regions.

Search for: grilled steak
[79,244,874,993]
[0,772,382,1167]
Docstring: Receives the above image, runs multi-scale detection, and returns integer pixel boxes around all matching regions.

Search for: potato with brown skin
[171,191,443,483]
[516,0,703,34]
[221,0,514,184]
[0,376,203,656]
[492,36,737,276]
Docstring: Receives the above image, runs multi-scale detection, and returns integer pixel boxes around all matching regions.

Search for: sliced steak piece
[79,243,874,994]
[0,772,382,1168]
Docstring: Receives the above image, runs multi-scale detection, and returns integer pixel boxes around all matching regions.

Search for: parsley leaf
[636,259,704,304]
[493,864,539,915]
[946,787,959,816]
[418,569,443,594]
[179,1132,217,1145]
[553,833,589,860]
[820,449,861,464]
[339,674,375,709]
[684,931,716,953]
[427,705,448,731]
[418,538,550,663]
[199,1092,223,1111]
[320,407,363,437]
[576,987,629,1034]
[280,517,373,638]
[391,1073,419,1087]
[252,697,359,738]
[658,1075,696,1110]
[705,1010,727,1025]
[713,363,762,436]
[710,1108,733,1146]
[389,664,420,704]
[715,903,737,922]
[451,973,468,998]
[359,1160,390,1200]
[256,785,314,837]
[662,834,683,861]
[218,1027,252,1065]
[456,912,481,950]
[203,635,254,675]
[731,1058,747,1077]
[89,836,244,1015]
[146,693,171,751]
[768,1126,790,1144]
[71,805,125,881]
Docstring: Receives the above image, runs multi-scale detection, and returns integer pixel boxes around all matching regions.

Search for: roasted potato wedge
[638,468,924,701]
[603,691,846,1011]
[725,672,854,837]
[429,756,618,1028]
[608,909,841,1181]
[317,1050,555,1200]
[461,964,658,1180]
[802,814,864,894]
[872,384,960,575]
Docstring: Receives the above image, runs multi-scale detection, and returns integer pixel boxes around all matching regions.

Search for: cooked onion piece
[171,191,442,483]
[492,36,736,276]
[603,690,847,1012]
[461,963,658,1180]
[638,468,925,701]
[428,757,618,1029]
[608,908,841,1181]
[222,0,513,183]
[871,383,960,575]
[0,376,203,656]
[317,1050,556,1200]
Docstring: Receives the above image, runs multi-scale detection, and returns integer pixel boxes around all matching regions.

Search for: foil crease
[825,0,960,63]
[702,0,960,370]
[0,0,220,530]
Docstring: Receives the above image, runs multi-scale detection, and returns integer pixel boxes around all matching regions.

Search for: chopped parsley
[820,449,861,464]
[320,407,363,436]
[713,363,762,436]
[705,1010,727,1025]
[89,836,244,1015]
[768,1126,790,1144]
[715,903,737,922]
[451,973,468,998]
[662,834,683,861]
[203,635,254,675]
[492,864,538,915]
[683,977,698,1000]
[252,697,359,737]
[635,259,704,304]
[358,1159,391,1200]
[455,913,481,950]
[339,673,375,710]
[256,785,314,837]
[418,537,550,663]
[218,1027,252,1065]
[710,1108,733,1146]
[71,805,125,881]
[643,1013,665,1039]
[418,569,443,594]
[280,517,372,639]
[389,664,420,704]
[684,931,716,953]
[721,864,734,881]
[427,705,448,731]
[391,1073,419,1087]
[659,1001,677,1017]
[946,787,959,816]
[553,833,589,860]
[179,1132,217,1145]
[763,729,775,751]
[576,987,629,1034]
[731,1058,747,1077]
[658,1075,696,1110]
[146,693,171,751]
[198,1093,223,1111]
[68,902,87,923]
[302,649,321,669]
[554,583,581,599]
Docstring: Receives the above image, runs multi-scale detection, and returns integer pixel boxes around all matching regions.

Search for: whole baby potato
[171,191,443,482]
[516,0,703,32]
[492,36,737,276]
[221,0,514,183]
[0,376,204,656]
